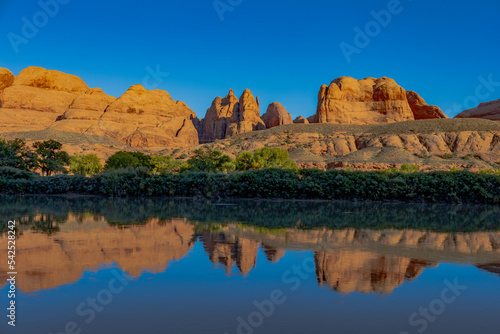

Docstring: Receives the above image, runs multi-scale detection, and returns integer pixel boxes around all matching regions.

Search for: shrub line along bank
[1,168,499,204]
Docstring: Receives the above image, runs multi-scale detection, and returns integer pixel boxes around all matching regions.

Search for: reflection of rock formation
[201,232,259,275]
[0,217,196,292]
[476,263,500,277]
[262,245,286,263]
[1,215,499,294]
[315,250,435,294]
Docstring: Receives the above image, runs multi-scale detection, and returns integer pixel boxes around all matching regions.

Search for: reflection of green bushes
[1,196,500,233]
[1,168,500,204]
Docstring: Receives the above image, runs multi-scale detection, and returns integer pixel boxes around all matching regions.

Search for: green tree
[104,151,153,170]
[32,140,70,176]
[184,147,233,172]
[235,147,297,171]
[70,154,103,176]
[0,138,38,171]
[150,155,182,174]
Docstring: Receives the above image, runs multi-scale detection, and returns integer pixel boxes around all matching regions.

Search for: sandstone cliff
[201,89,239,142]
[316,77,445,125]
[456,98,500,121]
[51,84,200,148]
[261,102,293,128]
[0,68,14,92]
[407,91,448,120]
[226,89,266,137]
[0,66,200,149]
[201,89,266,142]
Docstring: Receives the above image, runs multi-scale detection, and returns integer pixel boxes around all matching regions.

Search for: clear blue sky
[1,0,499,119]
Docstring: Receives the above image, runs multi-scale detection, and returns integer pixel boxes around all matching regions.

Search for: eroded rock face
[226,89,266,137]
[202,89,265,141]
[201,231,259,275]
[315,251,433,294]
[407,91,447,120]
[261,102,293,128]
[51,84,199,148]
[1,66,90,114]
[0,218,196,292]
[0,66,200,149]
[456,99,500,121]
[0,68,15,91]
[316,77,415,125]
[201,89,239,142]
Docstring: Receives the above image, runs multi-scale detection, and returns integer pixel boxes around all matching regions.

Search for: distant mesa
[316,77,447,125]
[455,98,500,121]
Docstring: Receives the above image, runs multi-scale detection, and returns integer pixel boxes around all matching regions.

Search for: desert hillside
[0,66,499,170]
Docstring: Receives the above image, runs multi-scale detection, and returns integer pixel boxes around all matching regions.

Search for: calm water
[1,197,499,334]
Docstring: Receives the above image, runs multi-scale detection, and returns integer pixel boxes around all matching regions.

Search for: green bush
[105,151,153,170]
[0,167,34,180]
[0,168,499,204]
[70,154,103,176]
[183,147,233,172]
[234,147,297,171]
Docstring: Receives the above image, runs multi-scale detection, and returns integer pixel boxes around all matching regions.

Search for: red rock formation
[316,77,415,125]
[261,102,293,128]
[456,98,500,121]
[226,89,266,137]
[406,91,447,120]
[0,68,15,92]
[1,66,90,114]
[201,89,239,142]
[293,116,309,124]
[315,251,434,294]
[50,84,199,148]
[0,218,196,292]
[0,66,199,149]
[202,89,266,141]
[201,232,259,275]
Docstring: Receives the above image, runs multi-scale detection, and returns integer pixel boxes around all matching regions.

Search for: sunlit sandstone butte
[0,66,453,149]
[1,217,499,294]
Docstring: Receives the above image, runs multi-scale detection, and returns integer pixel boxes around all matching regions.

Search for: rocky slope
[0,66,199,149]
[165,119,500,171]
[1,66,497,169]
[456,98,500,121]
[316,77,447,125]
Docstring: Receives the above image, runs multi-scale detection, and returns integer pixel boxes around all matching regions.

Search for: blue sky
[0,0,499,119]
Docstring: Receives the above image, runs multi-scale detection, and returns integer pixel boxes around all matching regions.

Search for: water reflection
[1,196,499,295]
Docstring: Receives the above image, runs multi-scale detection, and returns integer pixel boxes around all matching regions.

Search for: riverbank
[1,168,499,204]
